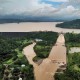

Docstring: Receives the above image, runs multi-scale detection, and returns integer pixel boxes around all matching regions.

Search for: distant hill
[0,18,54,24]
[0,19,25,24]
[0,18,41,24]
[0,18,63,24]
[56,19,80,29]
[0,15,65,24]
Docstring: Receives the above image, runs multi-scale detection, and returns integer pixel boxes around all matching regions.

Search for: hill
[56,19,80,29]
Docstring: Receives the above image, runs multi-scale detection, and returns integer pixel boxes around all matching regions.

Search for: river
[0,22,80,33]
[23,34,66,80]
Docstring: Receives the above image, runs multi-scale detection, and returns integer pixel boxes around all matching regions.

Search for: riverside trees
[56,19,80,29]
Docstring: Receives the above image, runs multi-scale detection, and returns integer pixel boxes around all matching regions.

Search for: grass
[73,65,80,71]
[4,58,13,64]
[15,49,23,58]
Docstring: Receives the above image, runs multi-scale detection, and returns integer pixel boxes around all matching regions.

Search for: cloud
[48,0,68,2]
[0,0,80,20]
[54,5,80,20]
[65,5,78,13]
[0,0,57,16]
[69,0,80,5]
[31,2,57,16]
[59,6,78,16]
[61,0,80,8]
[0,7,2,10]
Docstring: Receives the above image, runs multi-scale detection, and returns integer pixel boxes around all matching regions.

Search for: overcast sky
[0,0,80,21]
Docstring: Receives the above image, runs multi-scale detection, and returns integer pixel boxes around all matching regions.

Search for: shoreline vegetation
[54,33,80,80]
[56,19,80,29]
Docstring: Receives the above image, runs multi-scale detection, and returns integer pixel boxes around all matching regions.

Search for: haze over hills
[56,19,80,29]
[0,16,80,24]
[0,15,69,24]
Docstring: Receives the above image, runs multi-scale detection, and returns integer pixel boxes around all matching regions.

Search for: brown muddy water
[23,34,66,80]
[0,22,80,33]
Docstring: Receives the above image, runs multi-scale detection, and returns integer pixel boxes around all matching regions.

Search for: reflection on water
[69,47,80,53]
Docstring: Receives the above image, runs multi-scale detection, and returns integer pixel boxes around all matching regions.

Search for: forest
[56,19,80,29]
[0,35,34,80]
[0,31,58,80]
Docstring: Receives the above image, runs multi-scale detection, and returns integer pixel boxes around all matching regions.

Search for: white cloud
[48,0,68,2]
[0,8,2,10]
[66,5,78,13]
[61,0,80,8]
[54,5,80,20]
[0,0,57,16]
[0,0,80,20]
[58,5,78,15]
[69,0,80,4]
[31,2,57,16]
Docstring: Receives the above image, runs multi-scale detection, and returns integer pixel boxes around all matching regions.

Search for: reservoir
[0,22,80,33]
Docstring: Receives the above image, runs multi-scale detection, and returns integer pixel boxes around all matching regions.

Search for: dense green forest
[56,19,80,29]
[65,33,80,47]
[54,33,80,80]
[0,36,34,80]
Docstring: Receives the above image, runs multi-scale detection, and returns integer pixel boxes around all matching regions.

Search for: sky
[0,0,80,21]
